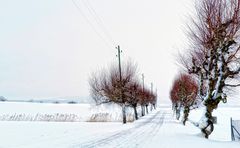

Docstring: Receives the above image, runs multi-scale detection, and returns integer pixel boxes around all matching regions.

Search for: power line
[82,0,116,46]
[71,0,114,49]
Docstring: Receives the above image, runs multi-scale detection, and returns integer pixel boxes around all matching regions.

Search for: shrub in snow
[0,96,7,102]
[68,101,77,104]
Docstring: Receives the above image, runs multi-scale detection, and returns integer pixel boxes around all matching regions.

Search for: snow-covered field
[0,102,239,148]
[0,102,137,122]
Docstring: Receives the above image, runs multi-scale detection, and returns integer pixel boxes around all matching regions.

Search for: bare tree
[138,87,146,116]
[145,89,151,114]
[170,74,198,125]
[138,88,152,115]
[170,78,181,120]
[149,92,157,110]
[89,61,138,124]
[181,0,240,138]
[125,81,141,120]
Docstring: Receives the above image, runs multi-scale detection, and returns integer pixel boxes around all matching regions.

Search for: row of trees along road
[170,74,199,125]
[171,0,240,138]
[89,60,157,124]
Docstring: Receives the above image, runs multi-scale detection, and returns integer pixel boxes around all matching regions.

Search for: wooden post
[231,117,235,141]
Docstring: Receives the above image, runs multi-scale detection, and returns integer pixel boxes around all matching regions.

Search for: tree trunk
[141,105,145,116]
[133,105,138,120]
[122,104,126,124]
[145,105,148,114]
[175,104,181,120]
[200,109,214,138]
[176,108,180,120]
[199,99,220,138]
[183,106,190,125]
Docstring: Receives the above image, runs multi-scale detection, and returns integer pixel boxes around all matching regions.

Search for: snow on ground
[0,102,137,122]
[0,121,132,148]
[188,106,240,141]
[0,102,92,121]
[153,107,240,148]
[0,102,239,148]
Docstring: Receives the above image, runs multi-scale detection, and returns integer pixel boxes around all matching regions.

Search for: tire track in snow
[72,112,160,148]
[114,111,166,148]
[72,111,166,148]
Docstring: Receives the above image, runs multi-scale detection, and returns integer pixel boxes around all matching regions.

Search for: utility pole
[151,82,153,111]
[116,45,126,124]
[155,88,158,109]
[142,74,145,92]
[151,82,153,94]
[117,45,122,85]
[141,73,145,116]
[156,88,158,97]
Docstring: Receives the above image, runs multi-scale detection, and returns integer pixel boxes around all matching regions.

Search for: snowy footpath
[0,107,239,148]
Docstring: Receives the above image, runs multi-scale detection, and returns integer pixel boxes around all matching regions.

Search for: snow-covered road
[73,110,166,148]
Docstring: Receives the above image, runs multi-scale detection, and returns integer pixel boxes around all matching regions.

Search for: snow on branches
[179,0,240,138]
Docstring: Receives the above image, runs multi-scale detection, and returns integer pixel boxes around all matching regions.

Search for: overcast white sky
[0,0,195,102]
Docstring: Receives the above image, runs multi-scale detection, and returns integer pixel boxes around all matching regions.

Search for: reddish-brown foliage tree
[89,60,157,122]
[89,61,138,124]
[138,88,150,115]
[149,92,157,110]
[125,81,142,120]
[125,81,156,119]
[170,74,198,124]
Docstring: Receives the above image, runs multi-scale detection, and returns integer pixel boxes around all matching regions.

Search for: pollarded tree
[144,89,151,114]
[181,0,240,138]
[89,61,138,124]
[138,89,145,116]
[170,74,198,123]
[139,88,152,115]
[149,92,157,110]
[179,74,198,124]
[170,78,182,120]
[138,88,147,116]
[125,81,142,120]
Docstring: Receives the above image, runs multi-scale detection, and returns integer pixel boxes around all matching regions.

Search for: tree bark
[133,105,138,120]
[175,104,181,120]
[122,104,126,124]
[176,108,180,120]
[183,106,190,125]
[199,99,220,138]
[141,105,145,116]
[200,110,214,138]
[145,105,148,114]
